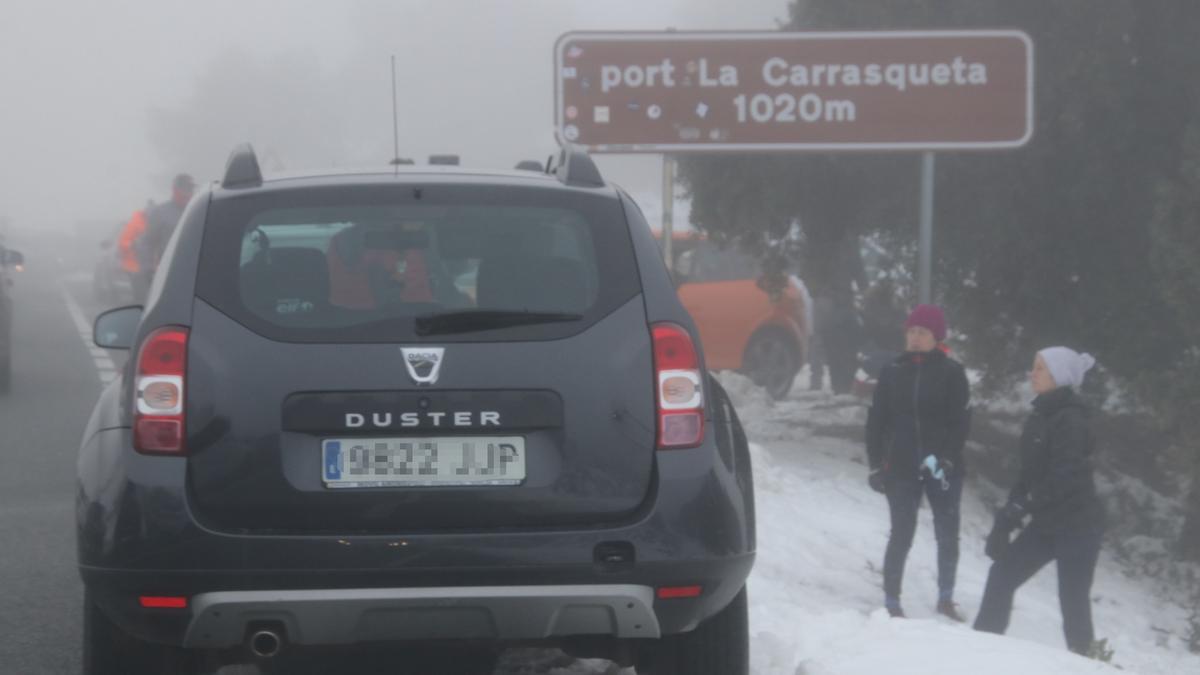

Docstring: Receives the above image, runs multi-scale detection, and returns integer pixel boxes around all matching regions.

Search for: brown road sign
[554,31,1033,153]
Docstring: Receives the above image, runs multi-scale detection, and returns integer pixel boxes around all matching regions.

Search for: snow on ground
[722,373,1199,675]
[217,374,1198,675]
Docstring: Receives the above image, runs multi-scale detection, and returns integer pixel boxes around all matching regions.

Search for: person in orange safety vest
[116,208,148,274]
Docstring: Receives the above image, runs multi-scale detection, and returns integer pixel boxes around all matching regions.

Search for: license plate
[321,437,525,488]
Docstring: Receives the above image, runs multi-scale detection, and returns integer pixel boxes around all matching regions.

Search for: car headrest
[476,255,589,313]
[241,247,330,316]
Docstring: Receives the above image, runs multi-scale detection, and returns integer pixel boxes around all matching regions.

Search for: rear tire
[742,330,799,400]
[0,344,10,395]
[213,665,262,675]
[83,590,200,675]
[431,647,498,675]
[640,587,749,675]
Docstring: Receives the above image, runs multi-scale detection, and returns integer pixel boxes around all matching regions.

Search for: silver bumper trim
[182,584,660,648]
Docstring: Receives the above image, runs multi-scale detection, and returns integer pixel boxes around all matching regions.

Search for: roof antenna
[389,55,402,168]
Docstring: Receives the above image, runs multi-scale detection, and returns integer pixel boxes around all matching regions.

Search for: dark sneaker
[937,600,966,622]
[887,605,906,618]
[1084,638,1114,662]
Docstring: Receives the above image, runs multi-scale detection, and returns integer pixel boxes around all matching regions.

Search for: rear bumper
[184,584,658,648]
[77,423,755,647]
[81,554,754,646]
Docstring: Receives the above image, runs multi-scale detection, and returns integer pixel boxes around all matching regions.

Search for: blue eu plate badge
[324,441,342,481]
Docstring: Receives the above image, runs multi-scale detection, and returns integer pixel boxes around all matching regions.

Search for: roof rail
[514,160,544,172]
[221,143,263,189]
[428,154,460,166]
[553,145,604,188]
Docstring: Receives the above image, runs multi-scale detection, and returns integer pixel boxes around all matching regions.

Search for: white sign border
[553,29,1035,153]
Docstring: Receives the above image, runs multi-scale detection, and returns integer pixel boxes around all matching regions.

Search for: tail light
[652,323,704,449]
[657,585,703,600]
[139,595,188,609]
[134,327,189,454]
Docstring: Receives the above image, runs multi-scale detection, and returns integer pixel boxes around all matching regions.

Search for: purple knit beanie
[905,304,947,342]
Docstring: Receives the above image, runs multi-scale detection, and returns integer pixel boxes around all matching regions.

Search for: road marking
[60,285,119,386]
[61,271,93,284]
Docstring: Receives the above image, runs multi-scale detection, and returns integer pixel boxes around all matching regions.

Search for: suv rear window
[196,184,641,342]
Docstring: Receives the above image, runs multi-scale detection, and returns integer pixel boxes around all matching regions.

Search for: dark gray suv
[80,145,755,674]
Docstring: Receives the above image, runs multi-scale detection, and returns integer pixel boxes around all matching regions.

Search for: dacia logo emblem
[400,347,445,386]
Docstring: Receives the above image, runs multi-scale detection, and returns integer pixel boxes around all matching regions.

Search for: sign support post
[662,154,675,272]
[918,152,935,304]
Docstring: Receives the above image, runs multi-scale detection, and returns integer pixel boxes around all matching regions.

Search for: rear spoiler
[549,145,604,188]
[217,143,604,190]
[222,143,263,189]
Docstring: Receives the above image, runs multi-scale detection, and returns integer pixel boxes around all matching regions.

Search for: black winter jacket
[866,348,971,481]
[1008,387,1104,534]
[138,200,186,270]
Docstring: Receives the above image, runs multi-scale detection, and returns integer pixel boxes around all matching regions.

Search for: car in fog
[80,145,756,674]
[0,242,25,394]
[666,233,809,400]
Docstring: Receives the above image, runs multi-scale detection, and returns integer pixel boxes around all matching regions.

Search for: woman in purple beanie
[865,304,972,620]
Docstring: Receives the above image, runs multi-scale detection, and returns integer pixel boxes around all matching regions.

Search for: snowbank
[766,610,1115,675]
[722,372,1199,675]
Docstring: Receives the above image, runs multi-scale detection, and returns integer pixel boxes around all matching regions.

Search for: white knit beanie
[1037,346,1097,389]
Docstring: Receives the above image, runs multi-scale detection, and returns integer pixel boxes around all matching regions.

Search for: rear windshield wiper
[414,309,584,336]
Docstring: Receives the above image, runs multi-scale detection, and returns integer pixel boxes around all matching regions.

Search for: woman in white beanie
[974,347,1105,655]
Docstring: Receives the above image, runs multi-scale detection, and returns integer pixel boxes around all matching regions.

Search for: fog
[0,0,789,232]
[5,3,1199,673]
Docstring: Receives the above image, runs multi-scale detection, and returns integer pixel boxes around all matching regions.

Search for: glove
[996,499,1027,530]
[939,458,955,477]
[985,522,1012,561]
[920,455,951,490]
[868,468,886,494]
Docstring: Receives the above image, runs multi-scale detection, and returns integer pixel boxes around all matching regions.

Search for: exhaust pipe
[248,629,283,658]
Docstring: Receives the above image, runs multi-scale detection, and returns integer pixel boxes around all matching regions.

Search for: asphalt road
[0,236,103,675]
[0,234,620,675]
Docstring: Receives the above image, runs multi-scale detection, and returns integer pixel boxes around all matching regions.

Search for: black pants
[974,526,1102,654]
[808,333,826,389]
[131,270,153,305]
[825,335,858,395]
[883,473,963,602]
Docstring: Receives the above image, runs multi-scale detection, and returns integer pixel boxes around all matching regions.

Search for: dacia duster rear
[79,145,755,674]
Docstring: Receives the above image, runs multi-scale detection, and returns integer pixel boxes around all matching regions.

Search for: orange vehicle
[661,232,810,399]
